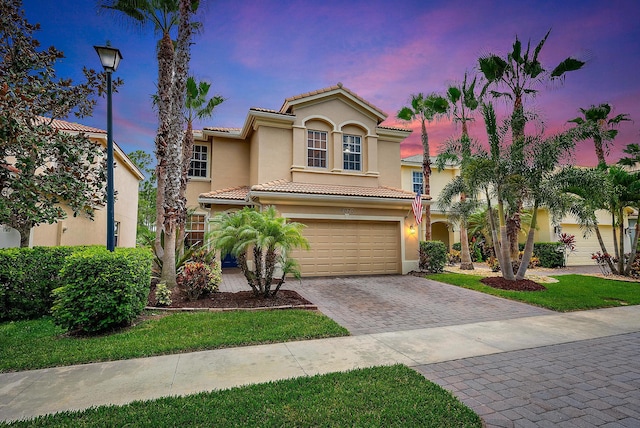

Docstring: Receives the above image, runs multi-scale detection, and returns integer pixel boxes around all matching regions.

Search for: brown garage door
[291,219,400,276]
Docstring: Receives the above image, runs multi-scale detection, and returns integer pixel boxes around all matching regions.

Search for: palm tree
[397,93,448,240]
[100,0,198,286]
[478,29,585,142]
[618,143,640,167]
[444,73,480,269]
[568,104,631,168]
[479,30,584,263]
[211,207,309,297]
[177,77,224,253]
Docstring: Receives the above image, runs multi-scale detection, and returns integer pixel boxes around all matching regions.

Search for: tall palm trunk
[154,31,173,263]
[421,119,431,240]
[459,126,474,270]
[177,120,194,256]
[160,0,193,286]
[618,207,625,274]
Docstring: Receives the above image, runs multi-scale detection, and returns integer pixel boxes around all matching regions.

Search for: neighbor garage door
[291,220,400,276]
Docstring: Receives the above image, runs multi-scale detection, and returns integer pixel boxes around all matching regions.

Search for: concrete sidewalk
[1,305,639,424]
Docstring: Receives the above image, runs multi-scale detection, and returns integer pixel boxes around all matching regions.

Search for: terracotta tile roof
[250,107,295,116]
[251,179,427,200]
[280,84,386,118]
[378,125,412,133]
[36,116,106,134]
[202,126,242,133]
[200,186,249,200]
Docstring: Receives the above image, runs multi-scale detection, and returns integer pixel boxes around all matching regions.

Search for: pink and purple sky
[22,0,640,166]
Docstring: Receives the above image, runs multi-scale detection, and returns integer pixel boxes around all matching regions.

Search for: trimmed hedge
[534,242,565,268]
[51,247,152,334]
[419,241,447,273]
[0,246,79,321]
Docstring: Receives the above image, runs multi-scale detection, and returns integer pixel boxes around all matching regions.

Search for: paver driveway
[220,271,640,427]
[288,274,553,335]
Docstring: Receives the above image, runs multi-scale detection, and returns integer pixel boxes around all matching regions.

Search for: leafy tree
[0,0,117,247]
[397,93,448,240]
[212,207,309,297]
[568,104,631,168]
[101,0,198,286]
[177,77,224,253]
[127,150,156,244]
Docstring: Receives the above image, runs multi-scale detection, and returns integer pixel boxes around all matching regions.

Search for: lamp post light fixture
[94,44,122,252]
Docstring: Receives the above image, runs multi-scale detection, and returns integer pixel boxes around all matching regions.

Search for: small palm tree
[397,93,448,240]
[212,207,309,297]
[177,77,224,253]
[443,73,480,269]
[568,104,631,168]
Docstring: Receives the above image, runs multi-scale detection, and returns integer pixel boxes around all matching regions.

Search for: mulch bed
[147,284,313,310]
[480,276,547,291]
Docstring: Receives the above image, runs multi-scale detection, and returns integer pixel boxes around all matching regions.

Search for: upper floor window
[185,214,206,248]
[188,145,208,178]
[307,130,327,168]
[343,134,361,171]
[412,171,423,194]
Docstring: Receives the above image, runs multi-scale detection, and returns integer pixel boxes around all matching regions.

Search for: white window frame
[188,145,209,178]
[185,214,206,248]
[114,221,120,247]
[342,134,361,171]
[412,171,423,194]
[307,130,327,168]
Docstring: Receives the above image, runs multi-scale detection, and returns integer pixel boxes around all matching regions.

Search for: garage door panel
[291,220,400,276]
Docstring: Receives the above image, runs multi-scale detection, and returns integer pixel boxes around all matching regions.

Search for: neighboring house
[0,118,144,249]
[401,155,631,265]
[185,84,425,276]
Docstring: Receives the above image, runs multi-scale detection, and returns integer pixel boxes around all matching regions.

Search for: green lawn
[428,273,640,311]
[0,310,348,372]
[0,365,482,428]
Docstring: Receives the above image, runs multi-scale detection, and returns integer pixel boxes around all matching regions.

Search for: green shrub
[419,241,447,273]
[51,247,152,334]
[452,241,484,262]
[0,246,80,321]
[154,282,172,306]
[534,242,565,268]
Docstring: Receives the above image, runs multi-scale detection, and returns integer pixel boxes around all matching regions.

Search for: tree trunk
[459,221,474,270]
[421,118,431,241]
[177,120,194,256]
[594,225,617,274]
[161,0,193,286]
[161,222,177,286]
[618,206,625,274]
[516,201,538,280]
[497,200,516,280]
[154,30,174,264]
[624,221,640,276]
[17,224,31,248]
[594,135,606,168]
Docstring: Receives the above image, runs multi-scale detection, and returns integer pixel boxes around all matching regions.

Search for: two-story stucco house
[0,118,144,249]
[185,84,427,276]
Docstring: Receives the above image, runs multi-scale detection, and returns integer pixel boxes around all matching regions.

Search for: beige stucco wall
[31,145,141,248]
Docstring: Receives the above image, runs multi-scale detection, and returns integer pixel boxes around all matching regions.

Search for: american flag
[412,189,423,225]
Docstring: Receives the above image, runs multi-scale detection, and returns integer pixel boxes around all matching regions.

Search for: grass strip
[0,310,348,372]
[427,273,640,311]
[0,365,482,427]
